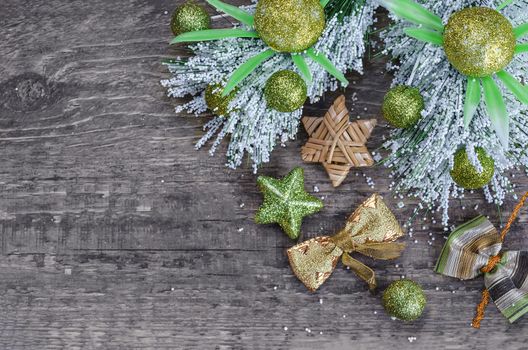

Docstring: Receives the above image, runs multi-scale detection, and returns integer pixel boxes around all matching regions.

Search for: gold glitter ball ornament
[382,279,426,321]
[382,85,424,129]
[264,70,307,112]
[450,147,495,190]
[443,7,516,77]
[171,2,210,36]
[254,0,325,53]
[204,83,237,117]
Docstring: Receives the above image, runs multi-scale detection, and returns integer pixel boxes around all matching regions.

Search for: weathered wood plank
[0,0,527,349]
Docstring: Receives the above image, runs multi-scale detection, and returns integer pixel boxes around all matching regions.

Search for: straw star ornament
[301,95,377,187]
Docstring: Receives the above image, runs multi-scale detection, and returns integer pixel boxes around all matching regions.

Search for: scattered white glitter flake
[452,290,456,294]
[408,336,417,343]
[320,196,325,200]
[305,328,311,334]
[237,227,244,232]
[319,298,323,304]
[171,287,175,291]
[161,179,165,183]
[164,10,168,14]
[343,314,347,318]
[401,275,405,279]
[273,286,278,290]
[240,203,245,208]
[435,287,440,291]
[391,316,397,321]
[374,311,378,314]
[414,239,418,244]
[283,326,288,331]
[397,202,405,208]
[64,268,72,275]
[395,264,399,268]
[313,186,320,193]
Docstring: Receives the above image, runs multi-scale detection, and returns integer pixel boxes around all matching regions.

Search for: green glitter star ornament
[255,167,323,240]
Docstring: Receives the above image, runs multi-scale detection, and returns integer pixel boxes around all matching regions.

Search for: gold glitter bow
[287,194,405,292]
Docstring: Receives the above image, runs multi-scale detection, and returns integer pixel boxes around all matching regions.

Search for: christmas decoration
[205,83,237,117]
[381,0,528,145]
[264,70,307,112]
[172,0,348,100]
[255,167,323,240]
[162,0,377,170]
[450,147,495,189]
[301,95,376,187]
[443,7,516,77]
[382,85,424,129]
[436,191,528,327]
[254,0,325,52]
[171,1,211,36]
[287,194,405,291]
[382,279,426,321]
[379,0,528,224]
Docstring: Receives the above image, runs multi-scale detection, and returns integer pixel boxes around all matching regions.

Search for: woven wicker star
[301,95,377,187]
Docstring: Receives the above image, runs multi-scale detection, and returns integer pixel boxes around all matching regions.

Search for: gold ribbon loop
[354,241,407,260]
[287,194,405,292]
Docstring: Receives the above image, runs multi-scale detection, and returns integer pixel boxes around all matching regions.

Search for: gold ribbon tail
[342,252,377,290]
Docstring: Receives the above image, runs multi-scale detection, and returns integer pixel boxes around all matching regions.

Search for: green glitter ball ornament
[264,70,307,112]
[382,85,424,128]
[382,279,426,321]
[450,147,495,190]
[205,83,237,117]
[443,7,515,77]
[254,0,325,53]
[171,1,210,36]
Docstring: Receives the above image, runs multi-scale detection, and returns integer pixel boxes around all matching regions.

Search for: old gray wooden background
[1,0,527,349]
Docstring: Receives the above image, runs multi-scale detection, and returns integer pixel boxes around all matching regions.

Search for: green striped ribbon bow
[436,215,528,323]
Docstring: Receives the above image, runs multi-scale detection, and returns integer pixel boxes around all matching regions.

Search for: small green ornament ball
[382,279,426,321]
[264,70,307,112]
[450,147,495,189]
[254,0,325,53]
[205,83,237,117]
[443,7,515,77]
[382,85,424,128]
[171,2,210,36]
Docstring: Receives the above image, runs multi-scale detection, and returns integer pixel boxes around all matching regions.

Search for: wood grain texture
[1,1,527,349]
